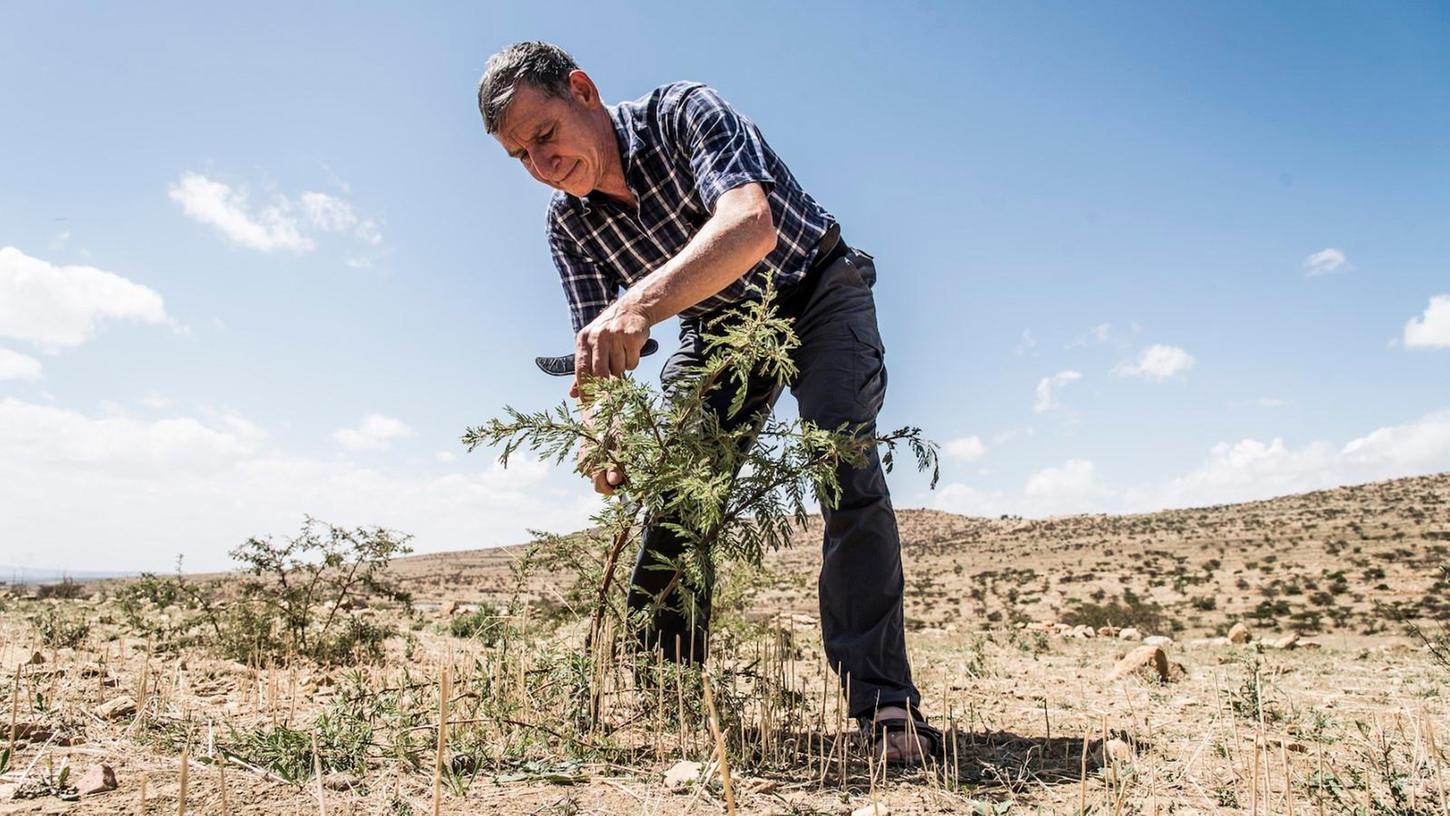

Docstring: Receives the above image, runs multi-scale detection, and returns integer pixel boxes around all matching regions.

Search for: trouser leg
[626,322,782,663]
[789,249,920,720]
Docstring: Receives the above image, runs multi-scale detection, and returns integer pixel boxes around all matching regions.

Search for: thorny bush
[114,518,414,666]
[462,286,939,661]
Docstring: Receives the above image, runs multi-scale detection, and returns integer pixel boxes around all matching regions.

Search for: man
[477,41,938,763]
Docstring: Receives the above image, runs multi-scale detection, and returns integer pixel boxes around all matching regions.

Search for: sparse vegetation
[3,466,1447,813]
[114,517,414,665]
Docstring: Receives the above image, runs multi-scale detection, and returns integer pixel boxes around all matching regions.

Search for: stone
[739,778,778,794]
[26,651,45,665]
[11,722,50,742]
[95,695,137,720]
[439,600,458,617]
[1105,645,1171,683]
[1067,624,1096,639]
[1227,622,1251,644]
[1100,738,1134,764]
[75,764,117,796]
[1271,632,1300,650]
[663,759,702,791]
[322,773,360,791]
[1118,627,1142,641]
[1143,635,1173,647]
[1267,737,1308,753]
[852,804,890,816]
[1096,626,1120,638]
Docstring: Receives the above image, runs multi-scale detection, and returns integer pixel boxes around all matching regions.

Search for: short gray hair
[477,41,579,134]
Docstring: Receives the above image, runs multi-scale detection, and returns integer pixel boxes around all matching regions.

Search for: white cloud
[1404,294,1450,349]
[1013,329,1037,356]
[435,451,458,463]
[934,458,1106,517]
[300,191,359,232]
[354,219,383,246]
[1112,344,1196,381]
[1024,459,1097,498]
[1256,397,1284,408]
[1033,370,1081,413]
[933,482,1010,517]
[168,173,313,253]
[1302,247,1351,277]
[1067,322,1115,348]
[333,414,416,451]
[943,436,986,462]
[0,348,43,381]
[0,247,168,350]
[0,398,595,571]
[933,409,1450,519]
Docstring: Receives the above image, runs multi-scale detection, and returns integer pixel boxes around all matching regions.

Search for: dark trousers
[624,244,920,720]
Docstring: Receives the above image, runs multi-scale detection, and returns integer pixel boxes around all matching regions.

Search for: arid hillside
[1,472,1446,815]
[391,471,1450,641]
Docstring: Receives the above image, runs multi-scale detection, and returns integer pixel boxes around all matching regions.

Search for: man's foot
[867,705,936,764]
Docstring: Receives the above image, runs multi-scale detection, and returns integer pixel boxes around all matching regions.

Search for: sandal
[857,705,944,767]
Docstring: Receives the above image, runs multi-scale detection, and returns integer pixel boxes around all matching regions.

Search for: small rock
[663,759,702,791]
[75,764,117,796]
[1100,738,1134,764]
[1227,622,1251,644]
[11,723,50,742]
[439,600,458,617]
[738,778,778,794]
[1264,737,1308,753]
[852,804,890,816]
[1299,640,1322,650]
[1142,635,1173,647]
[1271,633,1300,650]
[322,773,360,791]
[1096,626,1120,638]
[1066,624,1096,639]
[1118,627,1142,641]
[26,651,45,665]
[1105,645,1171,683]
[95,695,137,720]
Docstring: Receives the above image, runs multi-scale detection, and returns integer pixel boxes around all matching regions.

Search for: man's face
[494,75,608,198]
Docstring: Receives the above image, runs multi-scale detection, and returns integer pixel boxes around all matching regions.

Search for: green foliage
[115,518,413,666]
[35,578,87,600]
[224,708,372,785]
[462,286,939,649]
[1228,655,1281,724]
[29,605,91,648]
[1062,588,1172,634]
[448,604,505,645]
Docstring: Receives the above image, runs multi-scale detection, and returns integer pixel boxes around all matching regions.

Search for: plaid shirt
[546,81,836,334]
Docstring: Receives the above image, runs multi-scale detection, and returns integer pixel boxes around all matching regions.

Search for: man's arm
[573,182,776,381]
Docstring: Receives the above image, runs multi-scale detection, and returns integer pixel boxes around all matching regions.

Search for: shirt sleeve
[672,84,776,214]
[546,214,616,335]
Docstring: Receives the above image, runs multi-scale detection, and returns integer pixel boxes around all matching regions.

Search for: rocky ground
[1,472,1447,814]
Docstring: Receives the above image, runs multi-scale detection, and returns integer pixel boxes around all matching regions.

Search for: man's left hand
[574,301,651,385]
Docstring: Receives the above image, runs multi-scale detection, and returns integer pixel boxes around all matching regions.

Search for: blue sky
[2,1,1448,571]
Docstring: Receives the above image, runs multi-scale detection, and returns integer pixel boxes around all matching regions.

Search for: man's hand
[578,441,626,495]
[575,301,651,382]
[568,299,642,494]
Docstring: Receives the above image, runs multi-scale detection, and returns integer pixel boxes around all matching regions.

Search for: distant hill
[0,566,136,585]
[384,471,1450,638]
